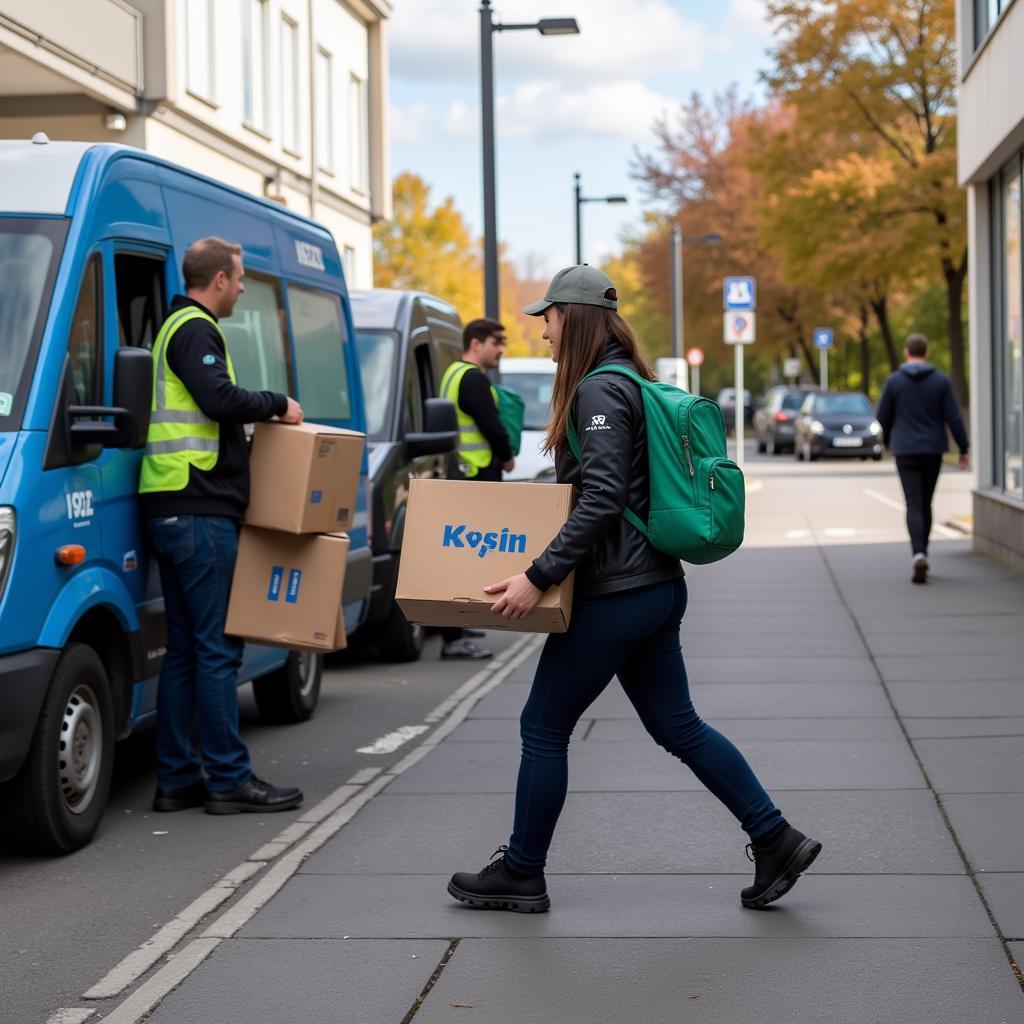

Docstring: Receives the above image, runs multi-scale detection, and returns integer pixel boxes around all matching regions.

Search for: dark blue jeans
[506,578,783,874]
[148,515,250,793]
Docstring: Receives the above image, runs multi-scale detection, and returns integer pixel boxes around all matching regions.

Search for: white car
[498,357,557,481]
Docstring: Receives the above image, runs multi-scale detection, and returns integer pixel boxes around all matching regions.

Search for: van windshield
[500,372,554,430]
[0,218,68,430]
[354,330,397,441]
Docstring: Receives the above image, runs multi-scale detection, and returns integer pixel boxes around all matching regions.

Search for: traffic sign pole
[820,350,829,392]
[734,342,744,470]
[691,364,700,397]
[813,327,833,393]
[723,278,756,471]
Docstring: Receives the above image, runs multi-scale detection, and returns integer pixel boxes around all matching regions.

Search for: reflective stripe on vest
[138,307,237,494]
[439,361,498,476]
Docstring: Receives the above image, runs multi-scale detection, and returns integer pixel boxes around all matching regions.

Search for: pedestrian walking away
[875,332,970,584]
[436,318,517,661]
[139,237,306,815]
[447,265,822,913]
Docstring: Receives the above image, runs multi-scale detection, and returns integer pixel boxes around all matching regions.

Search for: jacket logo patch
[202,354,216,366]
[586,414,610,432]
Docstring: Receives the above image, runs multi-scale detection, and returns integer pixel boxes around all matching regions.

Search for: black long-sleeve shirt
[140,296,288,519]
[456,363,513,466]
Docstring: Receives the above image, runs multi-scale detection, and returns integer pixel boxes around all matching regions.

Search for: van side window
[434,342,461,384]
[403,343,423,434]
[287,284,352,421]
[221,273,292,395]
[114,253,166,349]
[67,256,102,406]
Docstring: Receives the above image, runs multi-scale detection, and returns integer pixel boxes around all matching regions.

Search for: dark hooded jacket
[524,340,684,598]
[875,362,968,457]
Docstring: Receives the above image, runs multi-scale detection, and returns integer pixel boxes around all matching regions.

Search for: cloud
[435,79,678,144]
[389,102,438,145]
[389,0,722,83]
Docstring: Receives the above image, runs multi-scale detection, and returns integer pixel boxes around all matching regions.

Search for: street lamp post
[574,172,627,265]
[480,1,579,318]
[671,227,722,359]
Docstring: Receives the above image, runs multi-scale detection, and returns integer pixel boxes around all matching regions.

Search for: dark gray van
[350,290,460,661]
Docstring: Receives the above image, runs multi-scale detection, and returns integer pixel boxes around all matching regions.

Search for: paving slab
[682,633,868,658]
[1010,942,1024,971]
[888,680,1024,718]
[867,631,1024,656]
[470,681,895,720]
[239,873,993,939]
[904,717,1024,739]
[144,938,447,1024]
[384,739,925,794]
[679,656,877,685]
[914,737,1024,793]
[588,716,903,741]
[415,938,1024,1024]
[977,874,1024,938]
[858,613,1024,636]
[942,794,1024,872]
[300,790,962,876]
[874,653,1023,682]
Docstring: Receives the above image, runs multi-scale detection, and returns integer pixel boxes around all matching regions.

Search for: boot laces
[480,845,509,877]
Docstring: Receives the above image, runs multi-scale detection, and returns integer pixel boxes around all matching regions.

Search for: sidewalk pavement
[148,537,1024,1023]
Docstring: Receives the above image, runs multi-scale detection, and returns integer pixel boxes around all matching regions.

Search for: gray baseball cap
[523,264,618,316]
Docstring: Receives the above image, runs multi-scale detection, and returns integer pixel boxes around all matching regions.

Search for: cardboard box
[245,421,365,533]
[226,528,349,651]
[396,478,574,633]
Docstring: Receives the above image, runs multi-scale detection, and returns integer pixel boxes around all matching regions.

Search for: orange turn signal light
[56,545,86,566]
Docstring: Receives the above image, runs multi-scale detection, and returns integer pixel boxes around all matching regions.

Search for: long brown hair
[543,303,654,454]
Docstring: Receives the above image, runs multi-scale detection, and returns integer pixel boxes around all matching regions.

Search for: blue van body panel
[0,143,371,776]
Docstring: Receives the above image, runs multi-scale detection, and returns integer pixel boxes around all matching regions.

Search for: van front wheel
[252,651,323,724]
[0,644,114,855]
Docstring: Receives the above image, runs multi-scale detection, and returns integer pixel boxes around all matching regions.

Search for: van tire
[0,644,114,855]
[376,601,425,663]
[252,651,322,724]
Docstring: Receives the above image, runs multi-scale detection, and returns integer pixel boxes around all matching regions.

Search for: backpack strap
[565,365,651,540]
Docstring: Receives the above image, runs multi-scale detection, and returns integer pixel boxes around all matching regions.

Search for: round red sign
[686,348,704,367]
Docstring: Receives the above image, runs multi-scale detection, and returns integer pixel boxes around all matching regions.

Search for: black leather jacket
[525,341,684,598]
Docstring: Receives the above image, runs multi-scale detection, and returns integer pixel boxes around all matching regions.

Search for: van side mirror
[405,397,457,457]
[68,347,153,449]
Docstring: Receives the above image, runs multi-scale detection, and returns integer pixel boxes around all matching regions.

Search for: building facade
[0,0,390,289]
[958,0,1024,571]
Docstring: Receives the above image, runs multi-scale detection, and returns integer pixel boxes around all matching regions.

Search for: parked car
[716,387,753,432]
[496,357,557,481]
[350,290,459,662]
[0,138,372,854]
[755,386,816,454]
[793,391,883,461]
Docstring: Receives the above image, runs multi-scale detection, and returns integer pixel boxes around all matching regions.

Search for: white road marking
[785,529,810,540]
[356,725,429,754]
[46,1010,95,1024]
[78,633,542,1022]
[863,487,959,538]
[822,527,857,538]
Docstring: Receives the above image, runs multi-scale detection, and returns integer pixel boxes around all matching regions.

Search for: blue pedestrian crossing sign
[723,277,756,311]
[813,327,834,351]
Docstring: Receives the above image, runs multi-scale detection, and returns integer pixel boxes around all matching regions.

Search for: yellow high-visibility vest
[138,306,236,494]
[439,361,498,477]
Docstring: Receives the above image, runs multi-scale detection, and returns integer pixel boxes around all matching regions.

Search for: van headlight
[869,420,882,435]
[0,507,15,600]
[810,420,826,435]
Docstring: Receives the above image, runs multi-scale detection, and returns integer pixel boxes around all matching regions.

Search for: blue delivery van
[0,137,371,854]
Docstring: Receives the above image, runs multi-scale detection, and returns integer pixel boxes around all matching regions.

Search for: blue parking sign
[723,277,756,310]
[813,327,834,350]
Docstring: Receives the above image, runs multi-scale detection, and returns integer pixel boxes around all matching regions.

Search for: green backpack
[494,384,525,456]
[566,365,745,565]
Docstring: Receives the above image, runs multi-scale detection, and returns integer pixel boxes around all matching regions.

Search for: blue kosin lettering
[442,523,466,548]
[499,527,510,553]
[479,531,499,558]
[509,532,526,554]
[466,531,482,549]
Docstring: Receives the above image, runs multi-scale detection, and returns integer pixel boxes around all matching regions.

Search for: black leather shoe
[448,845,550,913]
[205,774,303,815]
[741,826,822,909]
[152,779,207,813]
[441,639,493,661]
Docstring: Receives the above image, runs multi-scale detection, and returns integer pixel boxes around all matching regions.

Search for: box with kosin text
[396,478,574,633]
[226,528,348,651]
[244,421,365,533]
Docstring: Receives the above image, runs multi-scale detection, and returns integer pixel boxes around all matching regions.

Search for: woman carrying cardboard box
[447,266,821,913]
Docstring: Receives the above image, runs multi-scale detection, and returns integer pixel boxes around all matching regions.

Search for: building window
[349,74,368,193]
[281,16,300,153]
[342,245,356,283]
[975,0,1010,49]
[316,48,334,173]
[242,0,268,131]
[998,161,1024,498]
[186,0,214,101]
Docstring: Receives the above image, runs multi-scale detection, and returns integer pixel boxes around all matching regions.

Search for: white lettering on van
[66,489,95,523]
[295,240,325,271]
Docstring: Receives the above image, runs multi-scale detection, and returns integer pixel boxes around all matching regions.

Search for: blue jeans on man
[147,514,250,792]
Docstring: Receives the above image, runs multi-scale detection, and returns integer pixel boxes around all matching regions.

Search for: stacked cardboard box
[226,421,364,652]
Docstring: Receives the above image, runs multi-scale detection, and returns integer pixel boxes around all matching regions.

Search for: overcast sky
[388,1,776,278]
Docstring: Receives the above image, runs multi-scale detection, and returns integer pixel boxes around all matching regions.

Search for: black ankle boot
[741,826,822,909]
[448,846,550,913]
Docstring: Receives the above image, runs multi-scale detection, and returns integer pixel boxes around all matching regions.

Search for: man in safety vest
[437,318,515,660]
[140,237,305,815]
